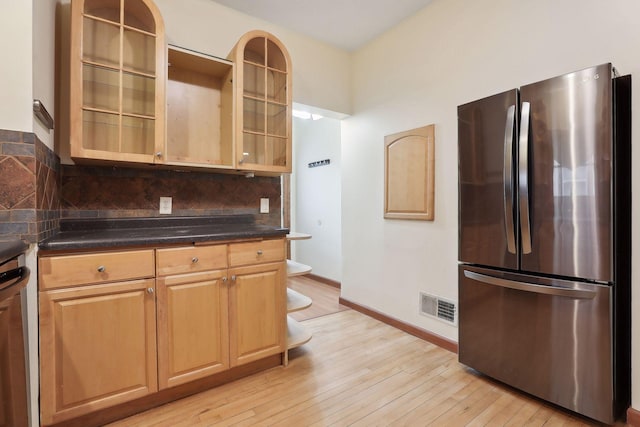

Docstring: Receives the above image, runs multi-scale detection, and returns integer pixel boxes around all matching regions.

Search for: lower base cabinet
[38,239,286,426]
[230,262,286,367]
[39,279,158,426]
[156,270,230,389]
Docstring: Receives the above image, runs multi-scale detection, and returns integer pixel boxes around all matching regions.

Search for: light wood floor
[108,280,626,427]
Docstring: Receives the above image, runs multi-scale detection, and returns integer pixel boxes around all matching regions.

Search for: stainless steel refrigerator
[457,63,631,424]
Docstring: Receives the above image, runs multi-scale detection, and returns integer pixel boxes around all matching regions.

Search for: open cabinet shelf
[287,287,312,313]
[284,231,314,365]
[286,316,313,350]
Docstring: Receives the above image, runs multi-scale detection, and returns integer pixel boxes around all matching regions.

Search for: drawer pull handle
[257,250,263,256]
[192,257,199,263]
[97,265,106,273]
[147,287,155,294]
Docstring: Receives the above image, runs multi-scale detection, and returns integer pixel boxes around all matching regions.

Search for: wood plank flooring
[108,280,626,427]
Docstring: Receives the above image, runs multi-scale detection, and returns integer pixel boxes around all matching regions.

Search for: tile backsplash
[60,165,282,226]
[0,129,60,243]
[0,128,282,243]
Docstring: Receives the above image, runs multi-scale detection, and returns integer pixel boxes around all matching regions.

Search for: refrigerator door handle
[518,101,532,254]
[503,105,516,254]
[463,270,596,299]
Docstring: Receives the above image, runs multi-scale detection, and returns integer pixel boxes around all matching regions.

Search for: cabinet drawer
[39,249,155,290]
[228,239,285,267]
[156,245,227,276]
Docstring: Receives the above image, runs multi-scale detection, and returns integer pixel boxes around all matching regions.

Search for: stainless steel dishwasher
[0,242,30,427]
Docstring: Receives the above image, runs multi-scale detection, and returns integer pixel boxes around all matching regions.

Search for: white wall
[33,0,57,149]
[153,0,351,115]
[341,0,640,411]
[0,0,33,132]
[292,115,342,282]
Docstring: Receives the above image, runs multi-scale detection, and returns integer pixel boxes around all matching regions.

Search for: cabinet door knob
[156,152,163,158]
[231,275,237,282]
[97,265,106,273]
[257,250,263,256]
[147,287,155,294]
[192,257,199,264]
[222,276,228,283]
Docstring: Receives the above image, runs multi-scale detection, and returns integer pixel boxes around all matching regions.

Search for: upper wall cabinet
[69,0,166,164]
[228,31,292,174]
[165,46,234,168]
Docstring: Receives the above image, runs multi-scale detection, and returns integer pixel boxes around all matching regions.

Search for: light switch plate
[260,198,269,214]
[159,197,172,214]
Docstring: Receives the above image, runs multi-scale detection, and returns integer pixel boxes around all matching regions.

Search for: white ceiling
[209,0,434,51]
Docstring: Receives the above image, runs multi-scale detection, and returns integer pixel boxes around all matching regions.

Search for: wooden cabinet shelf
[165,45,234,168]
[287,287,312,313]
[286,316,312,350]
[286,259,312,277]
[286,232,312,241]
[284,232,313,364]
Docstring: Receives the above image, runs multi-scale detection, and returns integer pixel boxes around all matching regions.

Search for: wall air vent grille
[420,292,457,326]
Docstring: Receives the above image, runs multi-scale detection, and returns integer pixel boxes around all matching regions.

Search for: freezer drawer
[458,265,614,424]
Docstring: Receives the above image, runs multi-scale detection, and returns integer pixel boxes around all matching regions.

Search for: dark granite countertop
[0,240,29,265]
[38,215,288,251]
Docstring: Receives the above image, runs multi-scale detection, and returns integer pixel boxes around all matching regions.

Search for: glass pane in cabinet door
[83,17,119,67]
[267,103,287,137]
[84,0,120,22]
[243,98,265,133]
[122,116,154,154]
[243,62,265,98]
[267,69,286,103]
[266,40,286,71]
[122,72,155,116]
[241,133,265,165]
[267,136,287,167]
[83,110,119,152]
[124,0,156,33]
[244,37,265,64]
[123,29,155,74]
[83,65,119,112]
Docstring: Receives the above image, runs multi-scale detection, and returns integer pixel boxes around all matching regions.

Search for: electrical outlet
[260,198,269,214]
[159,197,172,214]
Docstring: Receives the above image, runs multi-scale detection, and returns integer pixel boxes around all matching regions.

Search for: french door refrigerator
[457,63,631,424]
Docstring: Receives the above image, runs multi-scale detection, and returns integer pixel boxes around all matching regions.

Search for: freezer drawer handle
[518,102,532,254]
[503,104,516,254]
[464,270,596,299]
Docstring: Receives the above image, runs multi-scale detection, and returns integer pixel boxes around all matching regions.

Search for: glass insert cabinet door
[69,0,166,164]
[230,30,292,173]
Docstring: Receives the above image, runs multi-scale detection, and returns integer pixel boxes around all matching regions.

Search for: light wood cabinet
[155,245,230,389]
[165,46,234,168]
[228,30,292,174]
[69,0,166,164]
[229,261,286,367]
[38,238,286,424]
[156,270,229,389]
[67,5,294,175]
[38,249,155,290]
[39,279,157,426]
